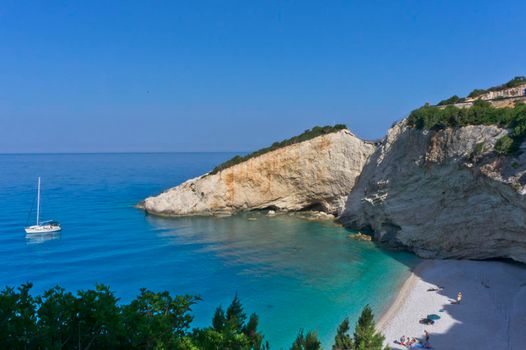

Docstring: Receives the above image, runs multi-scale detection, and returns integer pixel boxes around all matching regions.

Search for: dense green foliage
[467,76,526,98]
[209,124,348,175]
[407,100,526,154]
[331,306,388,350]
[0,283,389,350]
[0,283,266,350]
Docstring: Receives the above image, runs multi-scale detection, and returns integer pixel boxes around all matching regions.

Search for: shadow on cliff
[377,254,526,350]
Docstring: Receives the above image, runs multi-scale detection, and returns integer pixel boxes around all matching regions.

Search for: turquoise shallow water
[0,153,418,349]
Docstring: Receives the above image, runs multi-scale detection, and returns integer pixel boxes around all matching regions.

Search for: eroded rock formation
[141,117,526,262]
[339,120,526,262]
[141,130,376,216]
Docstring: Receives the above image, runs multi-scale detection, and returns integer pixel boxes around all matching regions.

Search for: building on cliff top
[465,83,526,102]
[436,82,526,110]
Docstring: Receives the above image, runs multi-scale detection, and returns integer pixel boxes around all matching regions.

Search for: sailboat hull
[25,225,62,234]
[25,177,62,235]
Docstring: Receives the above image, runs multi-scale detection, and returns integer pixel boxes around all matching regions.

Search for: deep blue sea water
[0,153,418,349]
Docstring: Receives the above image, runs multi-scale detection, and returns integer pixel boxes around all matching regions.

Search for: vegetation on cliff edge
[437,95,466,106]
[209,124,348,175]
[0,283,389,350]
[407,100,526,154]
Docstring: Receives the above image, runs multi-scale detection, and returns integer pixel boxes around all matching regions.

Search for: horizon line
[0,151,249,156]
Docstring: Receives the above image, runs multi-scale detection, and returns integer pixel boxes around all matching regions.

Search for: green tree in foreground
[1,283,269,350]
[332,305,389,350]
[0,283,391,350]
[290,329,322,350]
[332,318,353,350]
[289,305,389,350]
[122,288,198,349]
[0,283,37,349]
[191,295,267,350]
[352,305,388,350]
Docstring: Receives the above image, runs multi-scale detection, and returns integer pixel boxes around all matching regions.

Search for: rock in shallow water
[348,233,373,241]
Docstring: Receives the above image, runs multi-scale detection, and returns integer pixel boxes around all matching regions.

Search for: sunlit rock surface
[142,130,376,216]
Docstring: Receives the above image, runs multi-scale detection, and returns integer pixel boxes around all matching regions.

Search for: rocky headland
[141,129,375,216]
[141,77,526,263]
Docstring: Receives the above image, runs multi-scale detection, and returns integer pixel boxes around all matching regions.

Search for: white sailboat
[25,177,62,234]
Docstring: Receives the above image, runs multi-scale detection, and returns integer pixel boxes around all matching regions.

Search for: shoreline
[376,259,526,350]
[376,259,431,331]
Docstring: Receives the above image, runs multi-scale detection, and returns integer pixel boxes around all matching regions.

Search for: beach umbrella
[427,314,441,320]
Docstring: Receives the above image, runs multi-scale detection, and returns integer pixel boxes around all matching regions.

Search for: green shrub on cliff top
[209,124,348,175]
[407,101,526,154]
[437,95,465,106]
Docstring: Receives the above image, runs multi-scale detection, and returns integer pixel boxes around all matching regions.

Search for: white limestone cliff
[339,120,526,263]
[141,119,526,263]
[141,130,376,216]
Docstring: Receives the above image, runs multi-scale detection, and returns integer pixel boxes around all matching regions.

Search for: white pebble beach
[378,259,526,350]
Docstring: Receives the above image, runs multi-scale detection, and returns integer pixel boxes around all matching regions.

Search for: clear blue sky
[1,0,525,153]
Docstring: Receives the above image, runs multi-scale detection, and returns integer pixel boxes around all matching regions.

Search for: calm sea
[0,153,418,349]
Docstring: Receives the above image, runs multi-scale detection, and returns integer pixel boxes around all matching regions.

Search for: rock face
[339,120,526,263]
[142,119,526,262]
[142,130,376,216]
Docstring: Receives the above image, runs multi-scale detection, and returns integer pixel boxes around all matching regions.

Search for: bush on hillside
[437,95,465,106]
[494,135,514,154]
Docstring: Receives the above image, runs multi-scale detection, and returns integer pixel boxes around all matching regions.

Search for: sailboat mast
[36,177,40,226]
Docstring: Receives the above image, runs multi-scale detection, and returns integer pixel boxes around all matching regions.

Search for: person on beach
[457,291,462,304]
[400,335,406,346]
[424,330,430,342]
